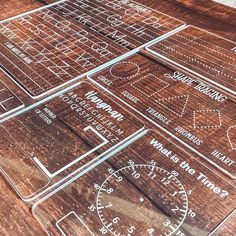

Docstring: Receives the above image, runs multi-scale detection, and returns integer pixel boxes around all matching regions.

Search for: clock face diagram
[96,164,188,236]
[32,131,236,236]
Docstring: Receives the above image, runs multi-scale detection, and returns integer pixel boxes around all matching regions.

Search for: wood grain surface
[0,81,144,200]
[168,0,236,24]
[0,0,235,236]
[90,52,236,179]
[140,0,236,41]
[33,130,236,236]
[0,0,43,21]
[0,0,184,98]
[147,25,236,95]
[0,175,45,236]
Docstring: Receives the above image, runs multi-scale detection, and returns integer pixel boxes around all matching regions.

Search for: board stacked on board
[0,0,235,236]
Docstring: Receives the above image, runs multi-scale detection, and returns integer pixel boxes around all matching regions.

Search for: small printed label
[0,82,143,199]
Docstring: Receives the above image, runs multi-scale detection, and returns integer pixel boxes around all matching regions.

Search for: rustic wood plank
[0,0,43,21]
[0,75,24,118]
[210,209,236,236]
[32,130,236,236]
[90,52,236,179]
[0,175,45,236]
[0,81,144,200]
[0,0,185,98]
[147,25,236,95]
[0,0,235,235]
[139,0,236,41]
[168,0,236,25]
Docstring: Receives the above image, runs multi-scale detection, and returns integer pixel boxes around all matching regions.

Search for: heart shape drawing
[227,125,236,150]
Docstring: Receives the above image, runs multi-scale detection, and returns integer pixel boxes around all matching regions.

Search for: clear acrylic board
[147,25,236,95]
[89,53,236,179]
[0,81,144,201]
[0,0,185,98]
[33,130,236,236]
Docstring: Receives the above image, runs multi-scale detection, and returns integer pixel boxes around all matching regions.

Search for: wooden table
[0,0,235,235]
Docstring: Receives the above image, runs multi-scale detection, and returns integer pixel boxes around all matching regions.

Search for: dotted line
[110,61,140,79]
[155,94,189,117]
[177,32,235,66]
[193,109,222,129]
[176,32,236,64]
[130,73,169,97]
[227,125,236,150]
[158,42,235,81]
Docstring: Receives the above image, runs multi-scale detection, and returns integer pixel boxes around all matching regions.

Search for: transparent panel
[0,80,24,118]
[0,0,185,98]
[147,25,236,95]
[90,53,236,179]
[0,81,144,200]
[33,130,236,236]
[209,209,236,236]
